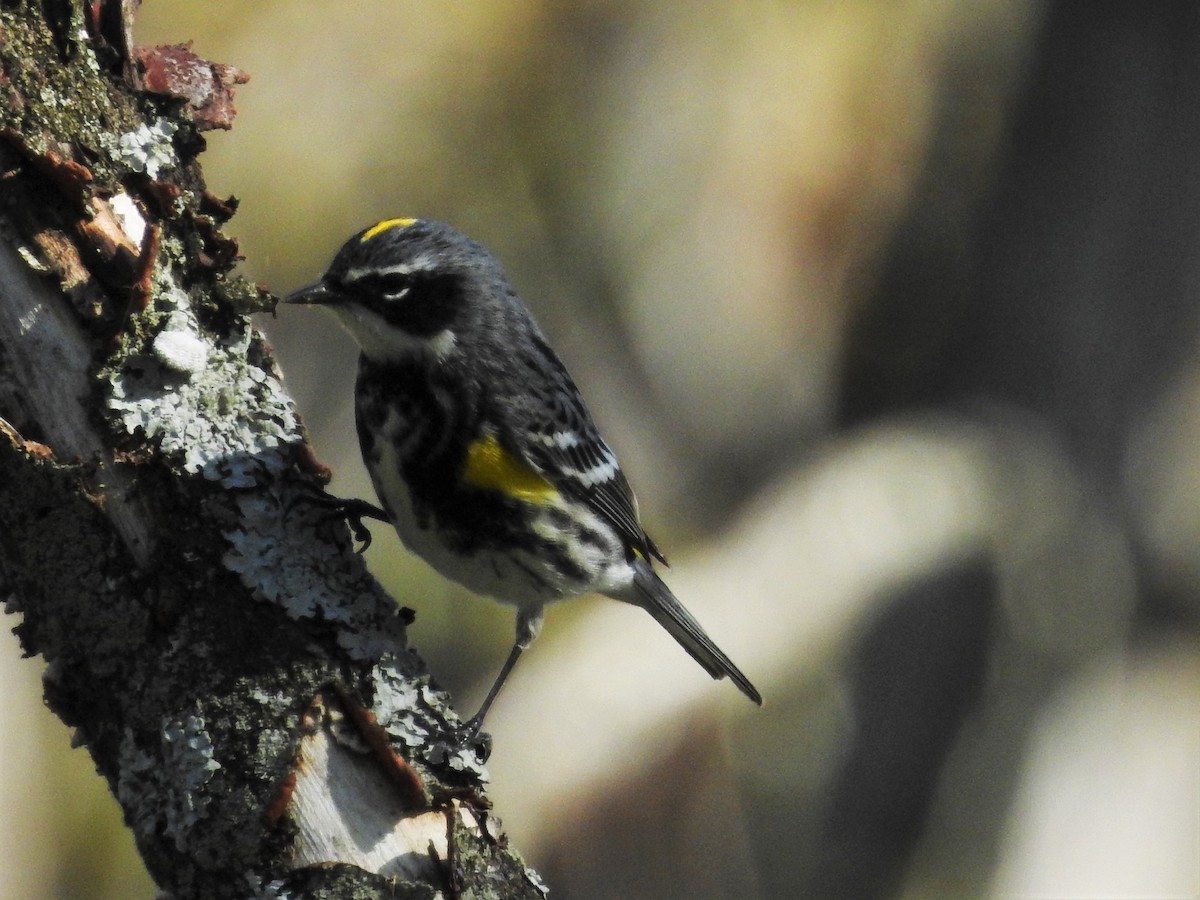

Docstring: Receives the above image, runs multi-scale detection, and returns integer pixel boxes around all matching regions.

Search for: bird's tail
[628,561,762,705]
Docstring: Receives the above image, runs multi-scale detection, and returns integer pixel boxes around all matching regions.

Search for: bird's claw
[287,480,389,553]
[433,719,492,763]
[334,497,389,553]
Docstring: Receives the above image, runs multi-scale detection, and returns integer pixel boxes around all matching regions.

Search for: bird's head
[285,218,502,365]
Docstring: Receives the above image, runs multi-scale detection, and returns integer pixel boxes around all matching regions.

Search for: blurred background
[3,0,1199,897]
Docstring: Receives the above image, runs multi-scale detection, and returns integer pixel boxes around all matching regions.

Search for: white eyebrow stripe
[344,263,418,281]
[344,249,441,284]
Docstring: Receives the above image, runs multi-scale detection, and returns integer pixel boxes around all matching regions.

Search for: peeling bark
[0,3,543,897]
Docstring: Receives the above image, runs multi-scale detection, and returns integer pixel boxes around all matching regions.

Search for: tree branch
[0,3,543,896]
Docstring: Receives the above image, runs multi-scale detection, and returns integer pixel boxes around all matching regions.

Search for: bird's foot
[330,497,390,552]
[286,479,389,552]
[432,717,493,763]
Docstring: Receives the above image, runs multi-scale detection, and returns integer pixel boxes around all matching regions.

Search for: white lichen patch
[104,116,179,179]
[108,290,299,485]
[117,715,222,853]
[75,25,103,74]
[152,310,210,377]
[524,865,551,896]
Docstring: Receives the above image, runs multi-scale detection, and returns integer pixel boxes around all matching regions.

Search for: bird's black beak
[284,281,339,305]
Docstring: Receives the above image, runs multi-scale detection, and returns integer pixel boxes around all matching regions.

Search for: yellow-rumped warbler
[286,217,761,732]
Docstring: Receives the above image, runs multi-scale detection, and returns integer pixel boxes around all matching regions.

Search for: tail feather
[630,562,762,705]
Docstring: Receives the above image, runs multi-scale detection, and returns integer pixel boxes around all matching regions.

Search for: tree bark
[0,3,543,896]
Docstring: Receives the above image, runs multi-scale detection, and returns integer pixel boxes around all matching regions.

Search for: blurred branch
[0,3,542,897]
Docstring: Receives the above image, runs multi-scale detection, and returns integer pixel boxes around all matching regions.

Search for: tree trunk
[0,3,543,896]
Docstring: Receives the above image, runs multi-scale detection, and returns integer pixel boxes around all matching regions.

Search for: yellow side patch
[361,218,418,243]
[462,435,558,504]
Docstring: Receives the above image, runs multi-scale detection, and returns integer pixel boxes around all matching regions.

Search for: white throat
[329,304,457,364]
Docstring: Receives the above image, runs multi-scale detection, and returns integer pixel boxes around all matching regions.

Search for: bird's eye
[369,271,412,300]
[346,269,412,301]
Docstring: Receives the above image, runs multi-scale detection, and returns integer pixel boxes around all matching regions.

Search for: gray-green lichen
[372,657,486,778]
[101,116,180,179]
[271,864,438,899]
[118,715,222,853]
[450,815,548,900]
[224,485,410,656]
[107,287,298,485]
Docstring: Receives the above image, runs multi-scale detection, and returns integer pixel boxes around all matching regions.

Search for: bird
[285,217,761,736]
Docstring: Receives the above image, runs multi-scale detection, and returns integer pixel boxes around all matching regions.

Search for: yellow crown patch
[361,218,418,243]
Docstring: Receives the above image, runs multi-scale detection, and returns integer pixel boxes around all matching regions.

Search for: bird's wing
[502,365,666,565]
